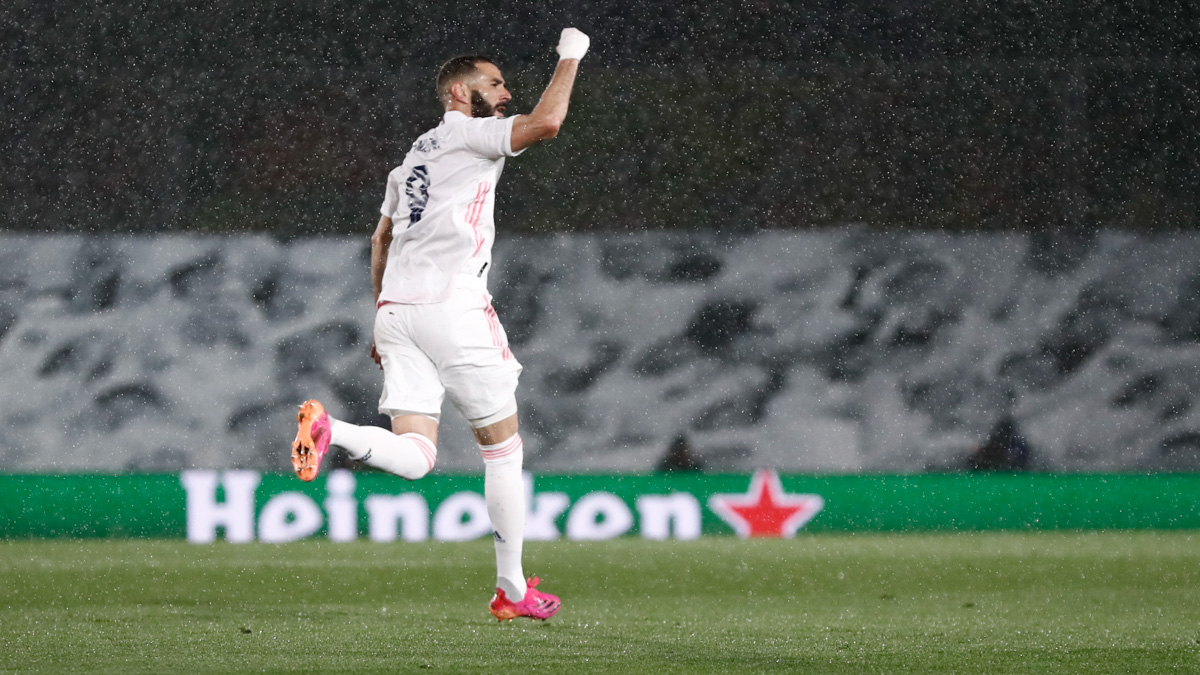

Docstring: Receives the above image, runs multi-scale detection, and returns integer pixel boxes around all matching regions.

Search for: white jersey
[379,110,525,304]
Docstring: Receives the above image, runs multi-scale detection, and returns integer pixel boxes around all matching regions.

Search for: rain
[3,1,1197,473]
[2,2,1200,671]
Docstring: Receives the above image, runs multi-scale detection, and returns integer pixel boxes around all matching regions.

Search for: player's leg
[337,304,443,479]
[327,412,439,480]
[431,284,560,620]
[291,305,442,481]
[293,405,441,483]
[472,410,560,621]
[472,409,526,598]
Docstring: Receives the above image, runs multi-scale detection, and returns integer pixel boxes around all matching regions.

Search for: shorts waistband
[377,273,488,309]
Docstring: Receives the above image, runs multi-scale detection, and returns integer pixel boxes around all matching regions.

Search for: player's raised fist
[556,28,590,61]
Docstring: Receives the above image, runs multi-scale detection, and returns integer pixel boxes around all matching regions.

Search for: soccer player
[290,28,590,622]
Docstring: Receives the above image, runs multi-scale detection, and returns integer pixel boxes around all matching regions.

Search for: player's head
[436,55,512,118]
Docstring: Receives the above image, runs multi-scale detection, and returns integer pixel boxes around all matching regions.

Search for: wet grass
[1,532,1199,673]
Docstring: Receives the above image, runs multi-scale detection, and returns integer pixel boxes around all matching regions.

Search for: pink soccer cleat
[489,577,562,622]
[291,399,332,482]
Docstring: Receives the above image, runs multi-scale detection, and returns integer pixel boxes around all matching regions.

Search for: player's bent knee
[399,432,438,478]
[390,413,440,446]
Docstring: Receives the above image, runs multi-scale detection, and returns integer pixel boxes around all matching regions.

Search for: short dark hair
[435,54,495,102]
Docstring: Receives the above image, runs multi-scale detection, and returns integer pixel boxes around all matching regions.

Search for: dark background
[3,0,1198,235]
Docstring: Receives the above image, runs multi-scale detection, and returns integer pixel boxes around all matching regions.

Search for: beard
[470,90,506,118]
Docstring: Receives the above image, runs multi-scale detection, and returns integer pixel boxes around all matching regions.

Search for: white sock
[481,433,526,600]
[329,419,436,480]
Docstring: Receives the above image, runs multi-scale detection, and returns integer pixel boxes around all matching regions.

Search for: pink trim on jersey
[404,433,438,472]
[481,434,522,461]
[482,295,514,361]
[467,181,492,257]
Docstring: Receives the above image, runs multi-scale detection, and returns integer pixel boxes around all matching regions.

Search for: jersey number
[405,165,431,227]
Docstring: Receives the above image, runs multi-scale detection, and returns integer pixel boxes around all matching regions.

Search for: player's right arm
[510,28,590,153]
[370,215,392,305]
[373,166,403,306]
[368,215,392,367]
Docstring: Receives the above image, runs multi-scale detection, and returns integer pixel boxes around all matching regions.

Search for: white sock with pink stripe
[329,419,436,480]
[480,433,527,601]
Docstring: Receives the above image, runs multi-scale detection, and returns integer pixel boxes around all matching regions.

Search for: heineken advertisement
[2,470,1200,541]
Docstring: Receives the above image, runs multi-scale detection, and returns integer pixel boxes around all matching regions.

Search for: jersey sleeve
[459,116,523,159]
[380,166,402,218]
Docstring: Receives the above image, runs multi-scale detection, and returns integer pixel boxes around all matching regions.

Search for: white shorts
[374,276,522,424]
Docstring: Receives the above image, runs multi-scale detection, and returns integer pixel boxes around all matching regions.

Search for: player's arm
[510,28,590,153]
[368,215,392,368]
[370,215,392,305]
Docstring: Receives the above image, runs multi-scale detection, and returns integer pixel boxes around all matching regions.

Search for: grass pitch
[2,532,1199,673]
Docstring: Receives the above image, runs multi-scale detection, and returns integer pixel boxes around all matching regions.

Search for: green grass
[2,532,1199,673]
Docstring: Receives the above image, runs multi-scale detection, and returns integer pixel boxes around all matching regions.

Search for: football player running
[291,28,590,622]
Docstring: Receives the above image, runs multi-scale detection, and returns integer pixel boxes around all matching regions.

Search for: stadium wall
[2,229,1199,474]
[2,471,1199,541]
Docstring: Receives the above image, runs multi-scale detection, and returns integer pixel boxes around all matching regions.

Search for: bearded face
[470,89,507,118]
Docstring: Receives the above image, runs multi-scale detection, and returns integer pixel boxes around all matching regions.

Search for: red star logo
[708,469,824,538]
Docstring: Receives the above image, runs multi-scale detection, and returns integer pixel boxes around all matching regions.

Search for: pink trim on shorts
[482,294,514,361]
[481,434,522,461]
[467,181,492,257]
